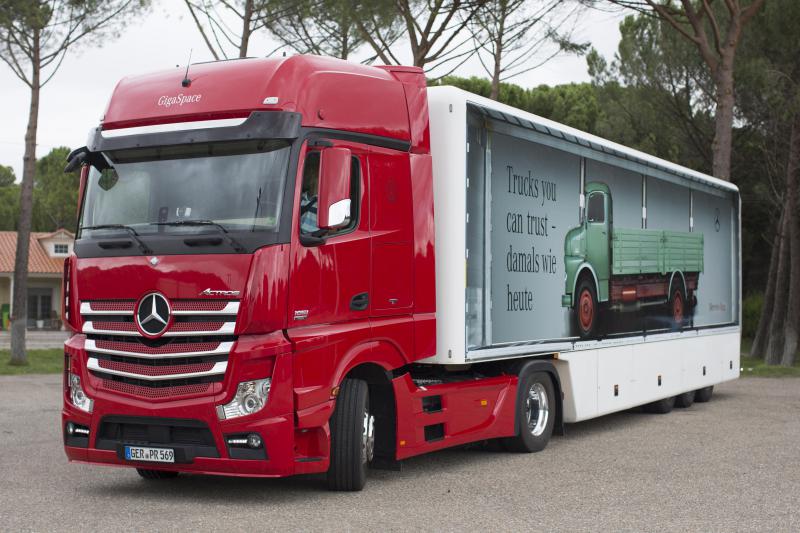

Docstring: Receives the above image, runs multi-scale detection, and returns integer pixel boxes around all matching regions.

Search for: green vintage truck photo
[562,182,704,338]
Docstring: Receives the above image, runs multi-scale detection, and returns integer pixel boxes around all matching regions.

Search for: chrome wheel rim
[362,411,375,463]
[526,382,549,437]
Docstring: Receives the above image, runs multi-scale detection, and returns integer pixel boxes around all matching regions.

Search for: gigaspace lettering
[157,93,202,108]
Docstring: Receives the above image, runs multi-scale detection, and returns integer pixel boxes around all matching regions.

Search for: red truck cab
[62,55,537,490]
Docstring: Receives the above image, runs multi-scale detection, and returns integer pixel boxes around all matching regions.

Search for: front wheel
[503,372,556,453]
[574,278,598,339]
[327,378,374,491]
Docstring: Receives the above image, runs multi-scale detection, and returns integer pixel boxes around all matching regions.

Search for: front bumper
[62,333,330,477]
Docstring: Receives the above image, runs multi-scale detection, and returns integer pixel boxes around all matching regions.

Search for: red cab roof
[101,55,420,144]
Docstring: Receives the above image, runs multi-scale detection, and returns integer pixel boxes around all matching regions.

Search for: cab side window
[299,150,360,236]
[587,192,605,223]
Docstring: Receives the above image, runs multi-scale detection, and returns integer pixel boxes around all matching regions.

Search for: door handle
[350,292,369,311]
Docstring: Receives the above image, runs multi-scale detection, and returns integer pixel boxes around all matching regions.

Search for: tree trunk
[239,0,253,58]
[750,209,783,358]
[10,31,41,365]
[711,55,735,182]
[780,113,800,367]
[489,9,506,101]
[764,193,792,365]
[490,47,502,100]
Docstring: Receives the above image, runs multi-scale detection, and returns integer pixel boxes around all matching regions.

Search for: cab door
[368,146,414,317]
[287,140,371,327]
[586,190,610,295]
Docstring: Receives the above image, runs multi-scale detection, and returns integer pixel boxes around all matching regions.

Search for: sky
[0,1,624,179]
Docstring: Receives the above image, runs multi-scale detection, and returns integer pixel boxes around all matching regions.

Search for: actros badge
[200,288,240,297]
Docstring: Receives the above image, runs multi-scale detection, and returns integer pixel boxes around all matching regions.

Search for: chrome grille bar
[87,357,227,381]
[85,339,233,359]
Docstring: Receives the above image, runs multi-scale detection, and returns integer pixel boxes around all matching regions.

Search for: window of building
[53,243,69,255]
[299,150,360,236]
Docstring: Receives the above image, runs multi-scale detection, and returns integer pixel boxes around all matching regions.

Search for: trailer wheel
[644,395,675,414]
[575,278,598,339]
[136,469,179,480]
[327,378,373,491]
[503,372,555,453]
[694,386,714,403]
[674,390,695,408]
[669,285,686,329]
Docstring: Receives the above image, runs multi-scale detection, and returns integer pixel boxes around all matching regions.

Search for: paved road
[0,376,798,532]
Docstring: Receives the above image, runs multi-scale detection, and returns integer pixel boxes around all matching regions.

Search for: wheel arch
[571,263,599,306]
[334,344,403,467]
[668,270,687,299]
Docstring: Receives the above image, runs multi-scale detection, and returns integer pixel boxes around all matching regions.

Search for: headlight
[216,378,271,420]
[68,373,93,413]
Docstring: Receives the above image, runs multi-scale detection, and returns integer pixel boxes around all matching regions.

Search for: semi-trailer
[62,55,740,491]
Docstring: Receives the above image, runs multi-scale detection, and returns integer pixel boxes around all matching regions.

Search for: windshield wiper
[80,224,152,255]
[153,220,247,253]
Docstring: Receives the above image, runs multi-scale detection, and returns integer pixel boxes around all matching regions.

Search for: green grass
[740,338,800,377]
[1,349,64,375]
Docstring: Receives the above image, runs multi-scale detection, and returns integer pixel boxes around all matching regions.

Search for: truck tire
[136,469,179,480]
[574,278,598,339]
[327,378,374,491]
[694,385,714,403]
[644,395,675,414]
[503,372,555,453]
[674,390,695,408]
[669,285,686,330]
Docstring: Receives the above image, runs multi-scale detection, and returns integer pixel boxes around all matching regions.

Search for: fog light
[66,422,75,436]
[68,373,93,413]
[216,378,271,420]
[247,433,262,449]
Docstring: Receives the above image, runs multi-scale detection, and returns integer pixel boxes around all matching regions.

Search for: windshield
[79,139,291,238]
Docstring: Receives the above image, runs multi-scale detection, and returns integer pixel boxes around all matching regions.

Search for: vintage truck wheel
[669,286,686,330]
[575,278,598,339]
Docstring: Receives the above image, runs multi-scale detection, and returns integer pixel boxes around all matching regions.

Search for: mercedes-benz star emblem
[149,257,159,266]
[136,293,170,336]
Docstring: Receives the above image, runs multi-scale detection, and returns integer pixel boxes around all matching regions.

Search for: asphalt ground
[0,375,798,532]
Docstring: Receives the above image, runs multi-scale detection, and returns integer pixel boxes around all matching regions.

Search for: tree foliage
[356,0,487,73]
[469,0,587,99]
[269,0,370,59]
[0,0,149,365]
[183,0,296,59]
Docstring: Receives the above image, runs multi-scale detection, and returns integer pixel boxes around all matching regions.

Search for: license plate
[124,445,175,463]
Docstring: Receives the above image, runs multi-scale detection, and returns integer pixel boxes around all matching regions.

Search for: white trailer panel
[425,86,740,420]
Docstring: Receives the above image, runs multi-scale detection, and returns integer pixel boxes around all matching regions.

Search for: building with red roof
[0,229,74,330]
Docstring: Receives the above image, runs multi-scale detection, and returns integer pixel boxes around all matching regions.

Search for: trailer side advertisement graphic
[466,125,737,348]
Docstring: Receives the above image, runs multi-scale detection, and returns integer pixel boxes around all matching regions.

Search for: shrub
[742,292,763,340]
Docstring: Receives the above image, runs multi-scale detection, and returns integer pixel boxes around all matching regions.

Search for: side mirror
[317,147,352,229]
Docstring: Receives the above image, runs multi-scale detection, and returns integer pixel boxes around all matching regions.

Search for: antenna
[181,49,193,87]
